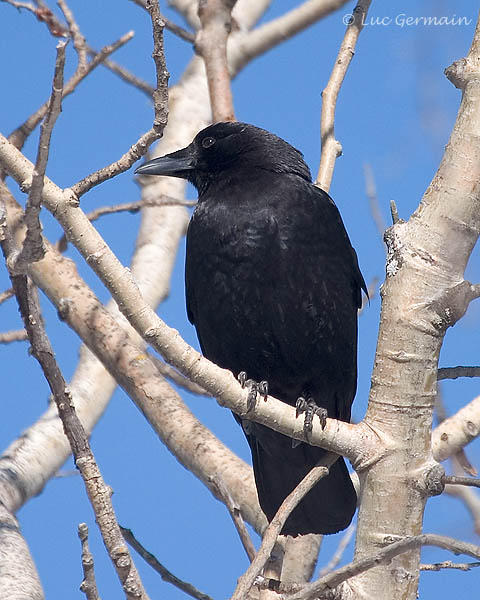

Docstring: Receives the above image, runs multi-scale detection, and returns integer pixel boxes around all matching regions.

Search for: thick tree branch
[196,0,237,122]
[350,12,480,597]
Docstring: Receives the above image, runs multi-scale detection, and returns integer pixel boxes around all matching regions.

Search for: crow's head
[135,122,312,192]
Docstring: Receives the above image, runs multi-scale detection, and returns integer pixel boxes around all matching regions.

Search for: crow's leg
[237,371,268,413]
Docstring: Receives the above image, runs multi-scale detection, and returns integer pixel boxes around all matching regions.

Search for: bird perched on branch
[135,122,366,536]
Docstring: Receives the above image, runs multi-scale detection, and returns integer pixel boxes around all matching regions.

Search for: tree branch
[57,0,87,69]
[196,0,237,122]
[231,463,330,600]
[316,0,372,192]
[420,560,480,572]
[11,40,66,273]
[443,475,480,489]
[121,526,213,600]
[288,534,480,600]
[78,523,100,600]
[131,0,195,43]
[438,366,480,380]
[0,328,28,343]
[432,395,480,463]
[209,475,256,561]
[0,287,14,304]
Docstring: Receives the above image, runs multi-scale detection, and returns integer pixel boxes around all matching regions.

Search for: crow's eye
[202,136,216,149]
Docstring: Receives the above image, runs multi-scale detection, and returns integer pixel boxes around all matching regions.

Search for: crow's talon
[259,380,268,401]
[246,381,258,413]
[238,372,269,413]
[295,397,328,435]
[238,371,247,388]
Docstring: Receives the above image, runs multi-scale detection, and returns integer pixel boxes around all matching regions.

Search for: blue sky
[1,1,479,598]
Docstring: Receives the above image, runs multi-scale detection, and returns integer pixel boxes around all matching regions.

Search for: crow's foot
[238,371,268,413]
[295,397,328,434]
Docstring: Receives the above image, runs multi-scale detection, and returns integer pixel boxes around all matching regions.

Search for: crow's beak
[135,145,195,177]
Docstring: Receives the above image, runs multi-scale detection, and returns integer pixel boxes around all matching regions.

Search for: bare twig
[78,523,100,600]
[70,130,160,198]
[11,40,67,273]
[1,0,68,36]
[231,463,330,600]
[56,197,196,252]
[57,0,87,68]
[318,523,356,576]
[0,287,14,305]
[316,0,372,192]
[443,475,480,489]
[420,560,480,572]
[121,526,213,600]
[389,198,400,224]
[288,534,480,600]
[131,0,195,42]
[7,31,135,152]
[209,475,256,562]
[438,366,480,380]
[86,197,196,221]
[146,0,170,130]
[196,0,237,122]
[86,45,154,97]
[0,329,28,343]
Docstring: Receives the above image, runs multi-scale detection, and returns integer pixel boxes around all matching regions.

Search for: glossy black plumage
[135,122,366,535]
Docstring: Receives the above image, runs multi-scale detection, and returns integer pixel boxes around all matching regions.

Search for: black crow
[135,122,366,536]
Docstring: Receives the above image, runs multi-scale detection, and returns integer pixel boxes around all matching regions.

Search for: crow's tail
[245,423,357,536]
